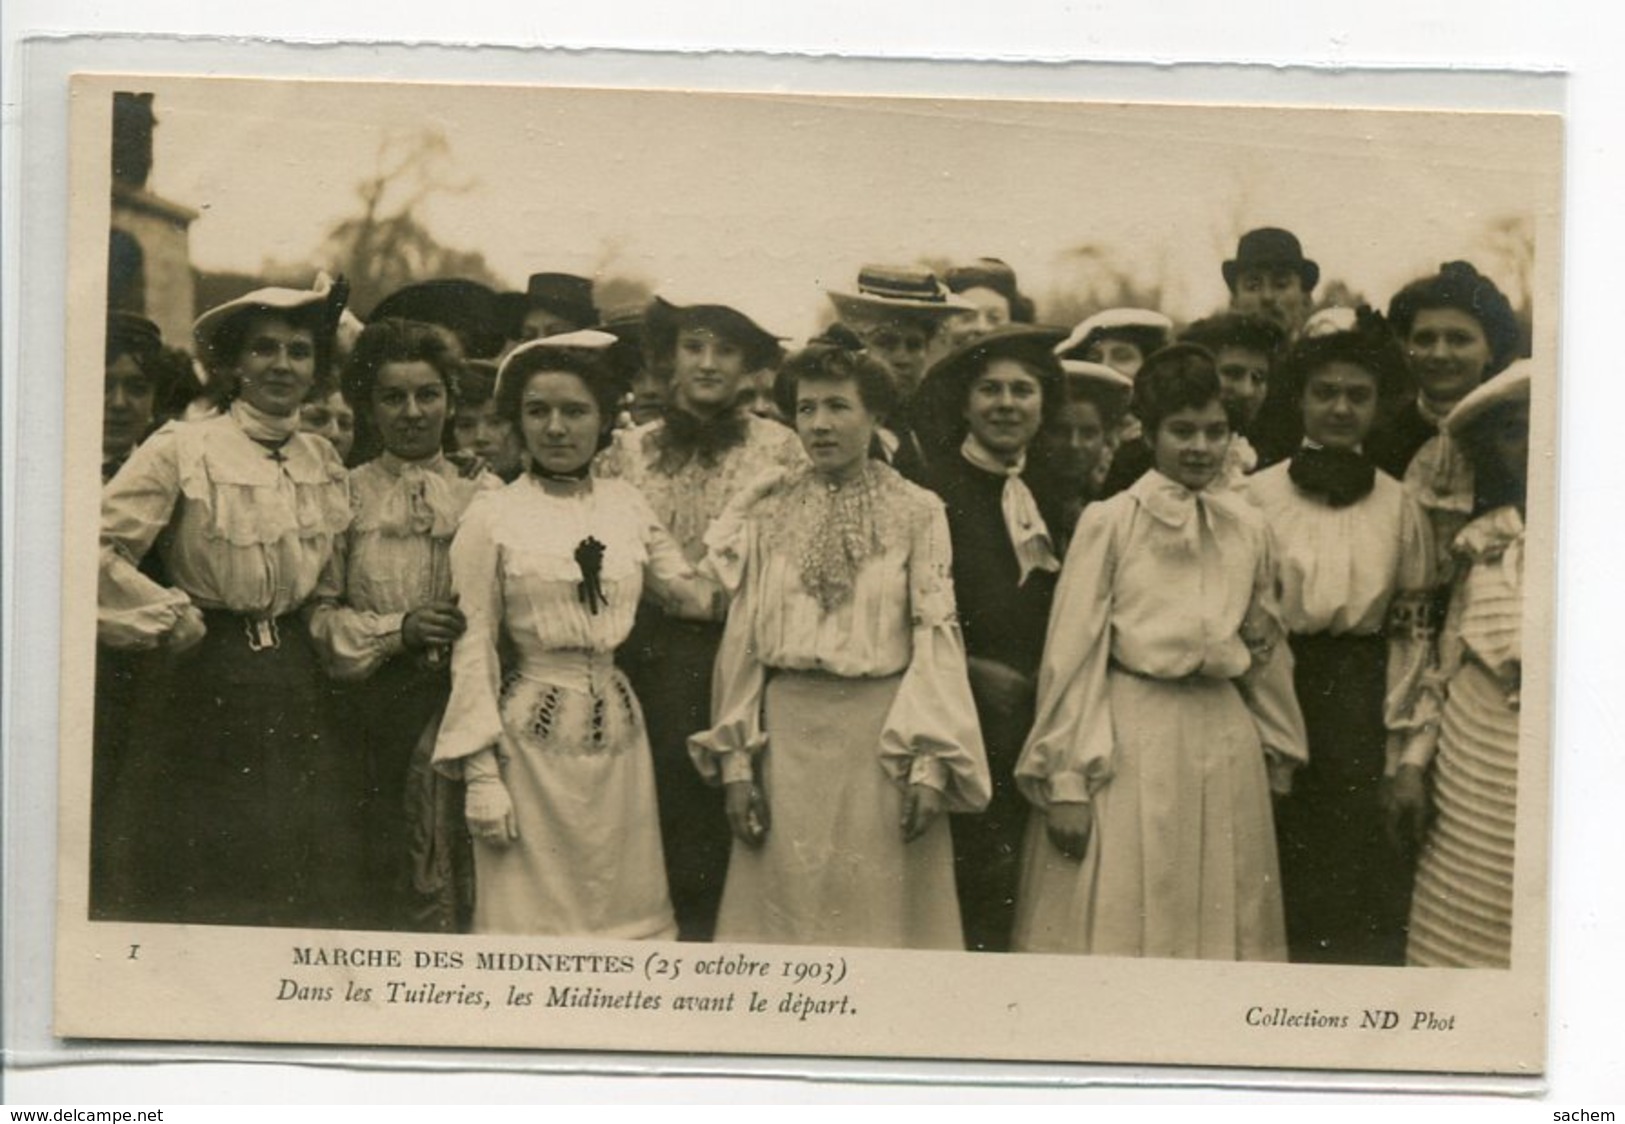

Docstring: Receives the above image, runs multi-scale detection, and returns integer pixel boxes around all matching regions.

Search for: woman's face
[671,327,748,415]
[453,399,524,478]
[963,358,1045,462]
[1045,399,1108,486]
[104,351,157,462]
[519,370,606,475]
[945,286,1013,348]
[1482,400,1531,488]
[739,368,785,423]
[1214,345,1271,432]
[300,390,356,461]
[795,375,877,482]
[1406,307,1494,404]
[234,313,318,418]
[1151,399,1231,491]
[1300,361,1381,451]
[371,360,448,462]
[1085,336,1147,380]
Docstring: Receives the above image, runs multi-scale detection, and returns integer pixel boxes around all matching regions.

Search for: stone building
[108,92,198,349]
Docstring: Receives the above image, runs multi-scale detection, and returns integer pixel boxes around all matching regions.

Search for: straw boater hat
[642,295,785,372]
[826,265,975,328]
[1443,359,1533,439]
[1222,227,1320,292]
[192,273,349,372]
[1055,308,1174,362]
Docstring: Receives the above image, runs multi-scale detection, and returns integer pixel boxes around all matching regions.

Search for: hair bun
[1437,260,1484,284]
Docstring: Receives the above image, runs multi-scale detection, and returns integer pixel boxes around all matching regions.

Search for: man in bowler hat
[1224,227,1320,339]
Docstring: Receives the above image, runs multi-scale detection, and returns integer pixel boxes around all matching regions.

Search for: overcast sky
[140,77,1557,341]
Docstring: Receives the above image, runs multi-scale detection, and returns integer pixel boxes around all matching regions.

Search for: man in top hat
[1223,227,1320,340]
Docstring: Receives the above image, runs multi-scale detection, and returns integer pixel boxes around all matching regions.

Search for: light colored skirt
[716,670,964,950]
[1407,660,1520,969]
[474,665,677,940]
[1012,670,1287,961]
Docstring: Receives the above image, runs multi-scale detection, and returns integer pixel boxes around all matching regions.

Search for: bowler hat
[1223,227,1320,292]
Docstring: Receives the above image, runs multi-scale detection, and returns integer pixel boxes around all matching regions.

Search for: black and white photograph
[53,72,1562,1074]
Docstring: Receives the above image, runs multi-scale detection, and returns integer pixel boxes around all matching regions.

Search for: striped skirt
[1407,659,1520,969]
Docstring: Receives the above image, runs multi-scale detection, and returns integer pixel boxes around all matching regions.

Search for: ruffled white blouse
[307,452,501,680]
[99,408,351,646]
[1014,470,1308,807]
[1245,459,1441,769]
[688,463,992,813]
[432,475,712,768]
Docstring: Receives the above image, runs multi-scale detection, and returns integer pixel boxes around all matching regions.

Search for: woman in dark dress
[913,325,1070,952]
[98,276,364,928]
[1245,310,1440,964]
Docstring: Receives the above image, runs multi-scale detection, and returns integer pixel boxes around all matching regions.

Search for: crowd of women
[91,227,1534,971]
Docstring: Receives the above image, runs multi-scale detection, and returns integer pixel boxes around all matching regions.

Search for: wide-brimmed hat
[1223,227,1320,292]
[911,325,1068,454]
[524,272,598,329]
[368,279,505,359]
[1055,308,1174,362]
[643,295,784,371]
[494,328,623,398]
[1444,359,1532,439]
[827,265,975,327]
[1059,358,1134,394]
[193,273,349,366]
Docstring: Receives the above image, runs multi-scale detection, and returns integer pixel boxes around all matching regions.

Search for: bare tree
[320,127,506,316]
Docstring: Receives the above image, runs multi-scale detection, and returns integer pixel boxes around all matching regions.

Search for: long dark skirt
[102,610,367,929]
[949,669,1035,953]
[618,606,730,942]
[335,656,470,932]
[1277,632,1414,965]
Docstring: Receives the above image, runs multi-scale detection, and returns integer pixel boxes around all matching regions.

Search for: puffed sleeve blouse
[432,475,703,769]
[688,462,992,814]
[306,452,502,680]
[1015,470,1309,808]
[99,405,351,646]
[1245,459,1441,765]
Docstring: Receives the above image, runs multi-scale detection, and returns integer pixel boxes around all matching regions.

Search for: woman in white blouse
[690,340,991,949]
[1245,310,1439,965]
[307,318,500,931]
[432,335,719,938]
[97,277,361,928]
[1012,345,1306,960]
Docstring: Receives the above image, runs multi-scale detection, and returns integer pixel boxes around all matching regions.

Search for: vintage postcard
[55,72,1562,1076]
